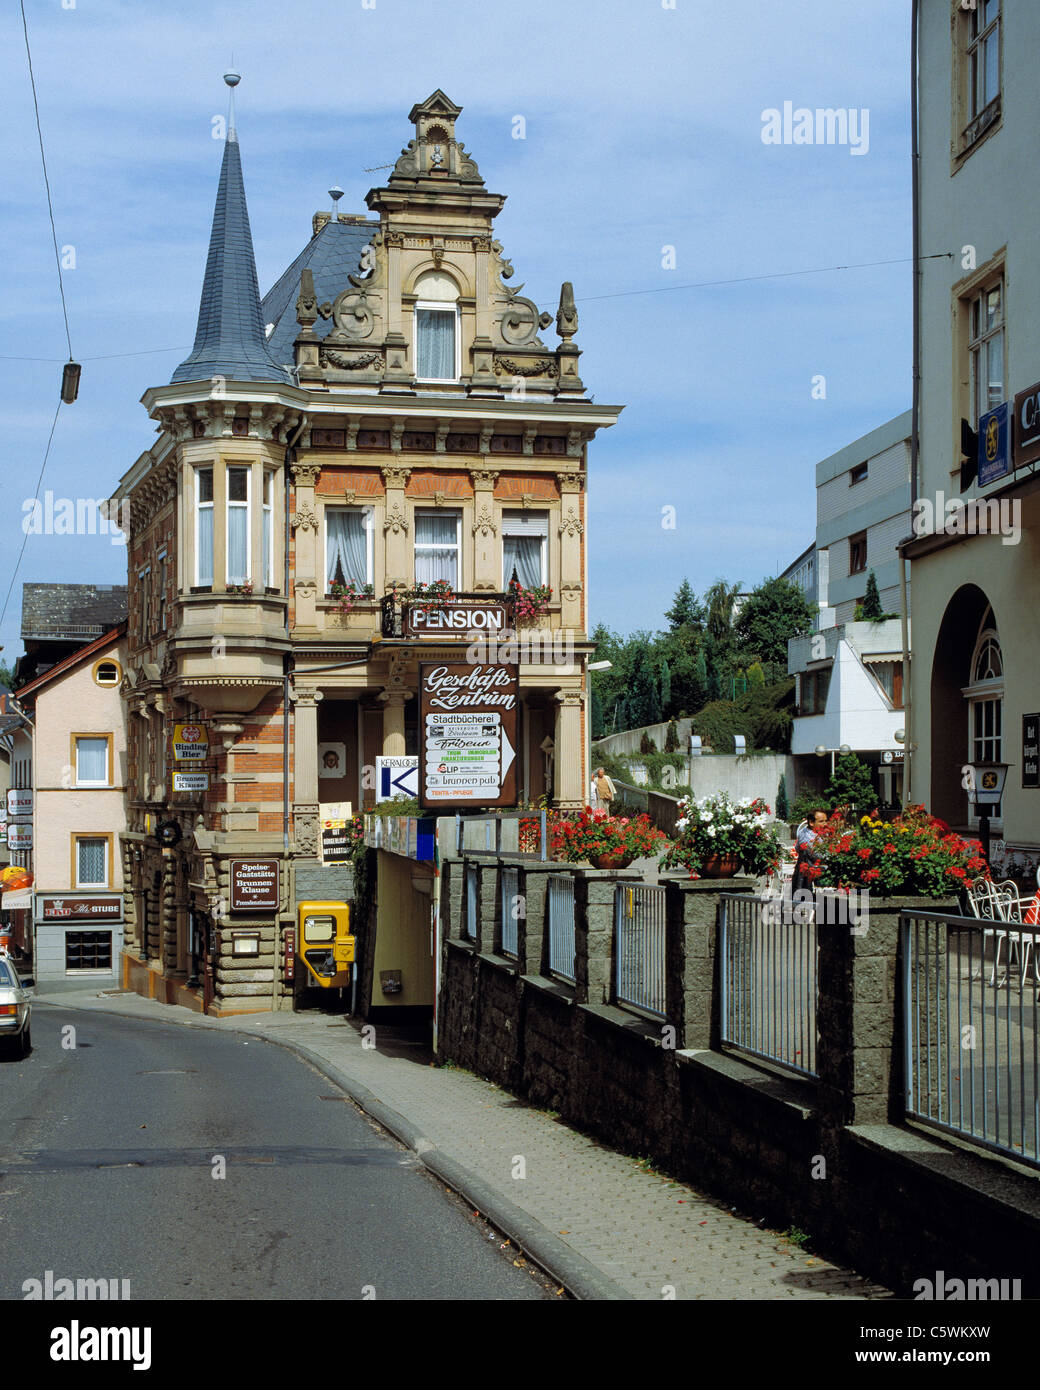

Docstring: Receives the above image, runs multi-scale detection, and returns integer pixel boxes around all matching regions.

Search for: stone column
[381,465,411,587]
[470,468,499,591]
[553,689,585,808]
[576,871,616,1006]
[379,691,409,756]
[291,689,322,857]
[816,895,954,1128]
[291,462,321,627]
[556,472,584,633]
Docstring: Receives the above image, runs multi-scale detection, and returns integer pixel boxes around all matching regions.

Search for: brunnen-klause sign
[419,662,518,810]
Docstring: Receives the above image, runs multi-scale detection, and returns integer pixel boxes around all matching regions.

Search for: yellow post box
[297,901,354,989]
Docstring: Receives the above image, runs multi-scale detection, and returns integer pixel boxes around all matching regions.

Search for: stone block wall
[438,857,1040,1295]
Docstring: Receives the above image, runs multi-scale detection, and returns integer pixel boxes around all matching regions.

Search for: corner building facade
[905,3,1040,879]
[114,90,621,1014]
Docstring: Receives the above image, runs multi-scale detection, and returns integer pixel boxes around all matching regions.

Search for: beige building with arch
[904,1,1040,876]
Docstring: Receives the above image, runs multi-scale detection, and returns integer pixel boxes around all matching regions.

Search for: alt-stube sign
[229,859,280,912]
[419,662,518,809]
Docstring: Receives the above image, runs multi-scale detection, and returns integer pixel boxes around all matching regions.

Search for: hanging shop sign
[7,823,32,851]
[1023,713,1040,789]
[173,772,209,791]
[173,724,209,761]
[419,662,518,810]
[7,789,32,818]
[403,602,508,639]
[229,859,280,913]
[978,401,1011,487]
[1013,381,1040,469]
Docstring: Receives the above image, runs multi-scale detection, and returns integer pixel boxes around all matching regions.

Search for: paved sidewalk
[33,986,893,1301]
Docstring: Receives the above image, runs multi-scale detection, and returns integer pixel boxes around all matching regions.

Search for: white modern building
[787,412,912,807]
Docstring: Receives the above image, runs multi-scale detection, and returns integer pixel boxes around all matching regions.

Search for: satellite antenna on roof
[329,185,344,220]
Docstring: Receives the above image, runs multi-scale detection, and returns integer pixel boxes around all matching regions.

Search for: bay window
[262,472,274,587]
[196,468,214,586]
[227,466,250,585]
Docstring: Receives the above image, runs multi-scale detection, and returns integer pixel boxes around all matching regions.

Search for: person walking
[592,767,616,814]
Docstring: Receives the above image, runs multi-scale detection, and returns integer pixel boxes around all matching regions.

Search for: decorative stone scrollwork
[329,289,375,341]
[293,805,319,857]
[383,505,409,535]
[381,465,411,489]
[384,230,405,248]
[294,579,317,597]
[291,463,321,488]
[472,235,492,253]
[321,349,383,370]
[494,356,558,378]
[469,469,499,490]
[291,501,318,533]
[558,509,584,537]
[472,507,497,538]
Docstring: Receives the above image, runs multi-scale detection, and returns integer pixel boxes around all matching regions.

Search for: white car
[0,952,32,1059]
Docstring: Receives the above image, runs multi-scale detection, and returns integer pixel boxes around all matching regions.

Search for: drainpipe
[903,0,921,807]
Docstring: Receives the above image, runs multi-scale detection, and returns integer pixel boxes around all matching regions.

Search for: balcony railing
[380,591,515,639]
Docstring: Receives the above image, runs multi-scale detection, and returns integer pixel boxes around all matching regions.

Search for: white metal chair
[966,876,1033,984]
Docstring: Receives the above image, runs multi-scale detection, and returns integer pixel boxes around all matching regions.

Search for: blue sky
[1,0,914,658]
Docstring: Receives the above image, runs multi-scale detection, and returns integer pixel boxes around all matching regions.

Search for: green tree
[776,773,789,821]
[734,576,815,667]
[826,753,877,818]
[747,660,765,688]
[857,571,884,621]
[664,578,704,631]
[665,718,680,752]
[590,686,605,738]
[629,648,662,728]
[0,661,12,689]
[660,659,672,714]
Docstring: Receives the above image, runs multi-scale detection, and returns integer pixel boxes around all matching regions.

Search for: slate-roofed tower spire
[172,73,290,386]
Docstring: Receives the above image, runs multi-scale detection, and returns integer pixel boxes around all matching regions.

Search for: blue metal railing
[614,884,666,1018]
[547,874,576,982]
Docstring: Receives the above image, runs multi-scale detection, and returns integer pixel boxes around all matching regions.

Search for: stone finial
[556,282,578,342]
[296,269,318,329]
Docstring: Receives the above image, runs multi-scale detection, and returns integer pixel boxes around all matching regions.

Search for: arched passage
[929,583,995,825]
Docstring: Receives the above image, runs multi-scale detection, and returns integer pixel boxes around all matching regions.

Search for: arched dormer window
[414,271,459,382]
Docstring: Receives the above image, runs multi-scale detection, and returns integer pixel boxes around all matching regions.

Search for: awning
[0,889,33,913]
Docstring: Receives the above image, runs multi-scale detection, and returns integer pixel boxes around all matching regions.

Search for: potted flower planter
[699,854,740,878]
[592,852,634,870]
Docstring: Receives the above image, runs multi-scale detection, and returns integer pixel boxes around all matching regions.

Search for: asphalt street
[0,1005,551,1301]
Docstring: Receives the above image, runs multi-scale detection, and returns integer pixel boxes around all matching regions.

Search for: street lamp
[966,760,1009,866]
[815,743,851,776]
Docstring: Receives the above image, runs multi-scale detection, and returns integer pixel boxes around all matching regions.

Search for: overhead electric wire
[20,0,73,361]
[0,251,955,367]
[0,400,62,631]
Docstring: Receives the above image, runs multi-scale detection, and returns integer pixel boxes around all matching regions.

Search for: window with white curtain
[502,511,548,588]
[196,468,213,587]
[75,736,109,787]
[262,472,273,587]
[326,508,373,590]
[227,467,250,585]
[414,510,460,586]
[76,837,108,888]
[414,271,459,381]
